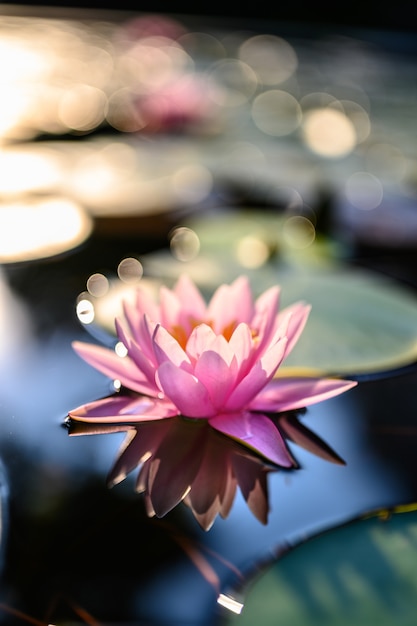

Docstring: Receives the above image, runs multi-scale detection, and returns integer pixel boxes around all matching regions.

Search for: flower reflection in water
[67,410,345,531]
[67,275,356,529]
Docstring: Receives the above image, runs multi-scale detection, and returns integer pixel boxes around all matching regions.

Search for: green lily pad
[87,209,417,379]
[276,267,417,378]
[89,262,417,380]
[221,506,417,626]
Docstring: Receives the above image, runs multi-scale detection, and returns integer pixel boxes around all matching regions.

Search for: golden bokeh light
[57,83,108,132]
[235,235,270,268]
[301,107,357,158]
[0,196,92,263]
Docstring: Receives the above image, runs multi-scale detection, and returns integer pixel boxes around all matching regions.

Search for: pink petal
[250,377,358,413]
[152,324,192,371]
[194,349,237,409]
[72,341,157,396]
[134,286,159,320]
[208,276,254,332]
[278,302,311,358]
[228,323,253,370]
[159,285,182,330]
[157,361,216,417]
[209,412,295,467]
[69,394,178,423]
[252,285,281,348]
[123,339,158,386]
[225,338,288,411]
[174,274,207,322]
[136,315,159,363]
[185,323,218,361]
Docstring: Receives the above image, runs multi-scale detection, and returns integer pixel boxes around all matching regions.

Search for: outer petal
[251,285,281,349]
[278,302,311,358]
[250,377,358,413]
[157,361,216,417]
[69,394,178,423]
[121,293,156,344]
[209,411,295,467]
[72,340,157,396]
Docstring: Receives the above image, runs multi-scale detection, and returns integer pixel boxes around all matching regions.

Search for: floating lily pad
[87,262,417,381]
[276,267,417,378]
[85,208,417,379]
[221,506,417,626]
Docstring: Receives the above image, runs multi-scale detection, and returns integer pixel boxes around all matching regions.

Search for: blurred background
[0,1,417,624]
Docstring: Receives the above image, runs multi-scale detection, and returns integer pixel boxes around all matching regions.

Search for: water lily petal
[278,302,311,358]
[185,323,217,361]
[174,274,207,322]
[209,412,295,467]
[228,322,253,371]
[208,276,254,332]
[69,394,178,423]
[225,338,287,410]
[118,294,158,348]
[251,377,358,413]
[152,324,192,371]
[72,341,157,396]
[122,338,158,385]
[194,349,237,408]
[157,361,216,417]
[252,285,281,349]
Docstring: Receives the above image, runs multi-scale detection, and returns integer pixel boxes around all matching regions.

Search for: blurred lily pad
[221,506,417,626]
[87,262,417,380]
[85,208,417,379]
[276,267,417,378]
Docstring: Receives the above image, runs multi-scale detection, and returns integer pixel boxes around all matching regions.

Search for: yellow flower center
[170,317,258,349]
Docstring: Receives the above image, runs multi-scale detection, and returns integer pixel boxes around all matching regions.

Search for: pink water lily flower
[69,275,357,471]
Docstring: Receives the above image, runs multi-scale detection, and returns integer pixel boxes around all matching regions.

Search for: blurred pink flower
[68,275,356,526]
